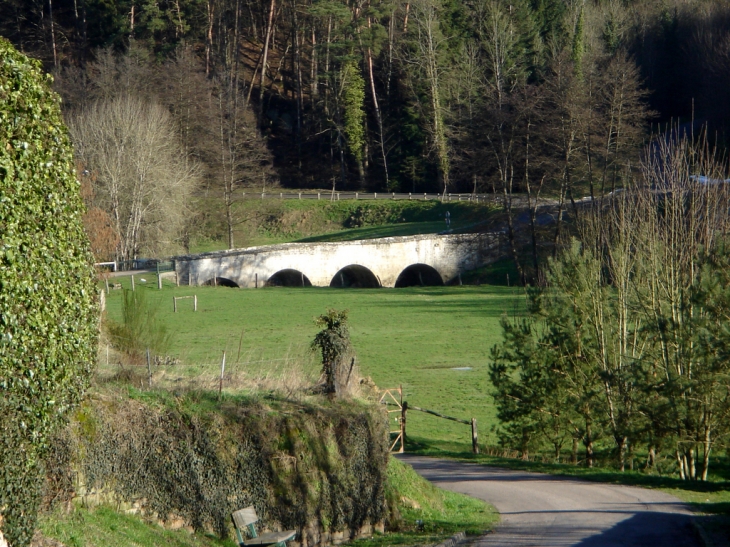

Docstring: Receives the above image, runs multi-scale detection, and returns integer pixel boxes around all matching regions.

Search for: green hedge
[0,38,98,546]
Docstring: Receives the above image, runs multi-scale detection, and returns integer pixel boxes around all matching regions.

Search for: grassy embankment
[189,198,497,253]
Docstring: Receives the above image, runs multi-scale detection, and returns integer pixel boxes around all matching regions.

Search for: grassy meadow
[102,277,524,450]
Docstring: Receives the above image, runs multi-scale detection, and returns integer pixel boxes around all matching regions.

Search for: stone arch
[330,265,380,288]
[203,277,239,287]
[394,264,445,288]
[266,269,313,287]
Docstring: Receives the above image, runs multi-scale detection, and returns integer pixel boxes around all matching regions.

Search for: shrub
[0,38,98,546]
[107,289,171,360]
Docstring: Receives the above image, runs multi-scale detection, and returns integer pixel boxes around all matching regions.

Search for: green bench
[232,507,296,547]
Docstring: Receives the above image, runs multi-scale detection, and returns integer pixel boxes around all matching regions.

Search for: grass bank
[190,199,496,253]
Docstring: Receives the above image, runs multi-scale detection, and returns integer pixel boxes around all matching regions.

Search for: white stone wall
[175,233,502,288]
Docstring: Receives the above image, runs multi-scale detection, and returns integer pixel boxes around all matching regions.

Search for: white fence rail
[239,191,491,202]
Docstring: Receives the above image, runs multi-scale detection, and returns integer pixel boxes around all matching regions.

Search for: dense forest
[5,0,730,191]
[3,0,730,258]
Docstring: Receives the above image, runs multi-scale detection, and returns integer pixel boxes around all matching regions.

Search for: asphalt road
[398,455,700,547]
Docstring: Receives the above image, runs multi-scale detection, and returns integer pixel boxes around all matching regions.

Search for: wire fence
[238,191,492,202]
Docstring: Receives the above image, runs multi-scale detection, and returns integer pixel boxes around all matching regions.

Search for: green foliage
[0,38,98,546]
[341,62,367,164]
[312,309,352,394]
[490,132,730,479]
[107,289,172,358]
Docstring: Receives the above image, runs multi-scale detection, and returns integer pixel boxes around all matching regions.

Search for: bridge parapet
[174,232,503,288]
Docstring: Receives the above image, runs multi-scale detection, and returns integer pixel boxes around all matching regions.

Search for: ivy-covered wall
[0,38,98,547]
[44,392,389,545]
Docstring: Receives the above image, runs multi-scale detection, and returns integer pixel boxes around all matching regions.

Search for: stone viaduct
[174,232,503,289]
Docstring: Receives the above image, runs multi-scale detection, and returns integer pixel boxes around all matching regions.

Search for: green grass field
[102,279,525,448]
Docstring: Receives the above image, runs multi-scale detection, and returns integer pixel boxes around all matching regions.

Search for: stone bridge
[174,232,503,288]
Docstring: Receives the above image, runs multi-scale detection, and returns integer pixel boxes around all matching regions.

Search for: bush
[107,289,171,360]
[0,38,98,546]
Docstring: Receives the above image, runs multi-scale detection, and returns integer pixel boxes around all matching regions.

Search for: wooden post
[173,296,177,313]
[157,266,162,290]
[255,273,258,288]
[400,401,407,453]
[105,277,109,294]
[471,418,479,454]
[194,294,197,311]
[176,272,179,287]
[131,275,135,291]
[147,348,152,388]
[219,351,226,398]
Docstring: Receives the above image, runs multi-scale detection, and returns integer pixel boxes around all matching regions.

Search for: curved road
[399,455,699,547]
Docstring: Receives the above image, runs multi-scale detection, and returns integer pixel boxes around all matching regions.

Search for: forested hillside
[3,0,730,258]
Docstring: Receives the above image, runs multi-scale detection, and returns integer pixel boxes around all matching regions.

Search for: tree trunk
[258,0,277,124]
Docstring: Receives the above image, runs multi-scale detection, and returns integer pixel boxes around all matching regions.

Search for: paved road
[398,455,700,547]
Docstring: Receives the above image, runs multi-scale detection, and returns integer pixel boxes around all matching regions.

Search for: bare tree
[69,95,199,261]
[401,0,451,193]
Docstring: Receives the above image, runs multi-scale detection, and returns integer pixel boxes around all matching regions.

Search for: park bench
[232,507,296,547]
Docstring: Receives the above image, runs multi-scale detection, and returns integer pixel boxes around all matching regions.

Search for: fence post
[219,351,226,399]
[131,275,135,291]
[194,294,198,311]
[147,348,152,388]
[157,262,162,290]
[400,401,408,454]
[318,192,321,200]
[471,418,479,454]
[255,273,258,288]
[356,192,358,200]
[299,192,302,200]
[105,277,109,294]
[173,296,177,313]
